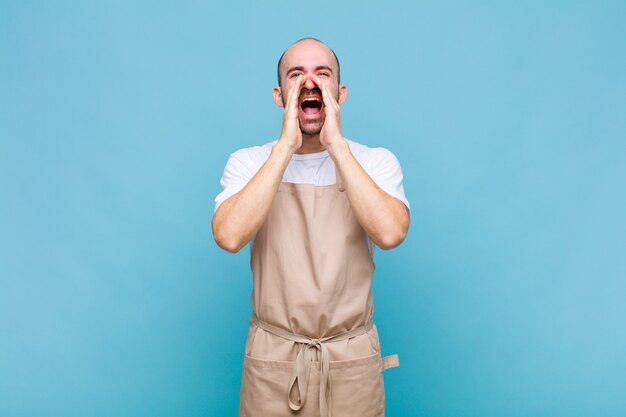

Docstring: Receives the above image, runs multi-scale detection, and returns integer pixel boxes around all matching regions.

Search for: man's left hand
[314,75,344,148]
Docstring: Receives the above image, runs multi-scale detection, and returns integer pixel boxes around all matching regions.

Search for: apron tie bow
[251,315,373,417]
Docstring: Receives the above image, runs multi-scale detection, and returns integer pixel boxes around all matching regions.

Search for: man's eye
[290,73,301,78]
[319,72,330,77]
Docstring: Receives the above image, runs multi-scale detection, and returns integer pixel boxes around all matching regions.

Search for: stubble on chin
[298,117,324,136]
[300,125,322,136]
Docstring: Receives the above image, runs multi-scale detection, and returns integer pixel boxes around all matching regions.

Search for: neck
[295,134,325,154]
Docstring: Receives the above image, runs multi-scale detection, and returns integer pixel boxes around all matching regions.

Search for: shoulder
[223,140,276,173]
[215,140,277,211]
[345,139,401,169]
[345,138,410,210]
[229,140,276,164]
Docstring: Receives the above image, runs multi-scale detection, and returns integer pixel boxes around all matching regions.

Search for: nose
[302,74,317,90]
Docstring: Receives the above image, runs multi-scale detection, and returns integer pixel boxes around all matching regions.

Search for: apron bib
[239,170,399,417]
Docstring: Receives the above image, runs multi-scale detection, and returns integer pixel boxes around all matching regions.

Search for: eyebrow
[286,65,334,75]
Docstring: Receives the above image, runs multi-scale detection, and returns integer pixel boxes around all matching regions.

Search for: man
[212,38,410,417]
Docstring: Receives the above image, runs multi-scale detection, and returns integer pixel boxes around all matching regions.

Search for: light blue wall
[1,1,625,416]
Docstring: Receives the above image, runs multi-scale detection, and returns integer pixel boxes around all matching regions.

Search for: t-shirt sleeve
[364,148,410,213]
[214,150,264,212]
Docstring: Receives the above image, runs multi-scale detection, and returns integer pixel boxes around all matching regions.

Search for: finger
[317,76,338,111]
[282,75,296,109]
[286,75,304,112]
[286,76,298,107]
[314,75,328,105]
[323,77,339,109]
[294,75,305,109]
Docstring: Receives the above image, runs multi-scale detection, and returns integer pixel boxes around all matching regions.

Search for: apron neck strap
[334,165,345,192]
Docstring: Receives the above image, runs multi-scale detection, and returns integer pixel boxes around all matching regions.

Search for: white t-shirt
[214,139,410,252]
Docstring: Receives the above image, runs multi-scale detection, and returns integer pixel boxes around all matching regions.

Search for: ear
[272,86,285,107]
[337,84,348,105]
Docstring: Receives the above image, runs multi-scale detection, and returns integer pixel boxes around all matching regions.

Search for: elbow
[215,235,244,253]
[212,219,245,253]
[376,202,410,250]
[376,228,407,251]
[213,228,245,253]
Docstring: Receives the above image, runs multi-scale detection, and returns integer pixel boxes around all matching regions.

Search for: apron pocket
[329,352,386,417]
[240,352,386,417]
[240,355,320,417]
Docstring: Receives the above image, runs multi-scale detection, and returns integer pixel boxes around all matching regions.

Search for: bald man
[213,38,410,417]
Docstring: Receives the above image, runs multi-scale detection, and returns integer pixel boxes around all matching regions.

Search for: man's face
[274,40,346,136]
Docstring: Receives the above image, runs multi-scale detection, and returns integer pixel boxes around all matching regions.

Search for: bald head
[276,38,341,87]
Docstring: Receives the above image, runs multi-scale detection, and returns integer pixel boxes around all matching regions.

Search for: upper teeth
[303,98,319,102]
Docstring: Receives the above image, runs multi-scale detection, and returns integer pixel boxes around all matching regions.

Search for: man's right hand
[212,75,304,253]
[278,75,304,151]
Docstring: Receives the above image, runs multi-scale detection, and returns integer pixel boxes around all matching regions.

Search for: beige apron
[239,169,399,417]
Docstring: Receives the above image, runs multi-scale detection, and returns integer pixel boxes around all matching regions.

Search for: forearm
[327,139,410,250]
[212,142,294,253]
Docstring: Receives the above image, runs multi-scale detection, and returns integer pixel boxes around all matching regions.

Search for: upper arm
[363,147,411,216]
[214,149,266,213]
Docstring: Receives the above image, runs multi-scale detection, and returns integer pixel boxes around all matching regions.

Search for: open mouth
[300,97,323,115]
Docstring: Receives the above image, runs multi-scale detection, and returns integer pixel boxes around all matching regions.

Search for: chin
[300,127,322,136]
[299,121,324,136]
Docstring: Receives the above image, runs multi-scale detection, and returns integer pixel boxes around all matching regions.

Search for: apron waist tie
[251,315,373,417]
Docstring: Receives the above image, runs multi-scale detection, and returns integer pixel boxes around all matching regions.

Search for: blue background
[1,1,625,416]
